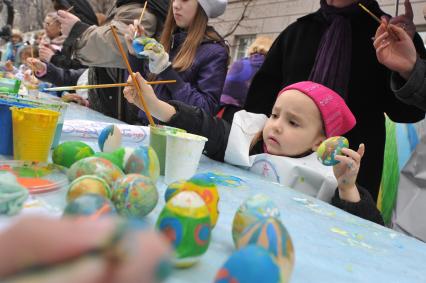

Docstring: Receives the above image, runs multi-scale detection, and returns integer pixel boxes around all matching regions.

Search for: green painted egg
[156,191,211,268]
[52,141,94,168]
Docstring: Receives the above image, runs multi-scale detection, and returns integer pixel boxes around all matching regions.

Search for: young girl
[124,73,384,224]
[128,0,229,125]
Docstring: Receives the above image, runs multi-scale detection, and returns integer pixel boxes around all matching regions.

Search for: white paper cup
[164,132,207,184]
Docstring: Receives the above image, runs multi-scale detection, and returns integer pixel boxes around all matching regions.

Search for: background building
[212,0,426,62]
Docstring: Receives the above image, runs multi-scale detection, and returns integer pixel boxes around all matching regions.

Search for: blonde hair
[247,36,273,56]
[160,1,226,72]
[11,29,23,40]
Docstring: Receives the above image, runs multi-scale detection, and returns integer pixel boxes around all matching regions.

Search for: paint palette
[0,160,68,194]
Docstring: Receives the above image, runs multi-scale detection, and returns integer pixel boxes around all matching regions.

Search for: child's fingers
[340,148,361,164]
[357,143,365,159]
[334,155,357,170]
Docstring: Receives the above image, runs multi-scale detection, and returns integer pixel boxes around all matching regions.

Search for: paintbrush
[43,80,176,92]
[134,1,148,38]
[358,3,381,24]
[110,25,156,127]
[358,3,399,40]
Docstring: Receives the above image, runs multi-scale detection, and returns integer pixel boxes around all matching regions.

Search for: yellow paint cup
[11,107,60,162]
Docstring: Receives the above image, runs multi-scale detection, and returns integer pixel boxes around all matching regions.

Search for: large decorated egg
[238,218,294,282]
[66,175,111,202]
[316,136,349,166]
[98,124,122,153]
[112,174,158,218]
[214,245,281,283]
[67,157,124,187]
[232,194,280,246]
[123,146,160,182]
[156,191,211,268]
[164,177,219,227]
[63,194,116,217]
[52,141,94,168]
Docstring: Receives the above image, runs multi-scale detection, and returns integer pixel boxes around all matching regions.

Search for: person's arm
[123,73,232,161]
[50,53,86,70]
[156,45,228,115]
[391,59,426,111]
[29,58,86,87]
[331,185,384,225]
[63,4,157,69]
[331,144,384,224]
[244,30,286,114]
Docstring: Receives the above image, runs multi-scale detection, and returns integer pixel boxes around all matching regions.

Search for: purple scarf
[309,0,381,99]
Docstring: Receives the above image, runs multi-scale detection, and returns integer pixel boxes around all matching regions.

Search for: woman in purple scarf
[244,0,426,202]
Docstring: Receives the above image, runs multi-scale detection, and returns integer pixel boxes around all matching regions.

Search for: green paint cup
[149,125,186,176]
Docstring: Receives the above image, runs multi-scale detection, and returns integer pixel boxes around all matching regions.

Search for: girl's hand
[123,72,176,122]
[125,20,146,56]
[333,144,365,203]
[123,72,157,111]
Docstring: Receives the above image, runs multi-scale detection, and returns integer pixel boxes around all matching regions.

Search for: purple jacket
[133,28,228,124]
[220,53,265,107]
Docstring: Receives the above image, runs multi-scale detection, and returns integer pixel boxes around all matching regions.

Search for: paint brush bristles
[134,1,148,38]
[358,3,381,24]
[43,80,176,92]
[110,25,156,127]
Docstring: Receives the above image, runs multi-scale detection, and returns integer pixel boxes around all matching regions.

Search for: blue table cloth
[2,103,426,283]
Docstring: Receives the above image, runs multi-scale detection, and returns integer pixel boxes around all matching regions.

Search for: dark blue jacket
[131,28,228,124]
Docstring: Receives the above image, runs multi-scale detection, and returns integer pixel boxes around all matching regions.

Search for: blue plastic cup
[0,99,33,156]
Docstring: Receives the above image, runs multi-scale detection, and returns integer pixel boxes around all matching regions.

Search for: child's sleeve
[331,185,384,225]
[166,100,232,162]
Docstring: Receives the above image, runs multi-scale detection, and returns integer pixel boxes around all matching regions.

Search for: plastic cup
[164,132,207,184]
[0,100,33,156]
[149,125,186,175]
[11,107,60,162]
[0,78,21,94]
[0,95,68,149]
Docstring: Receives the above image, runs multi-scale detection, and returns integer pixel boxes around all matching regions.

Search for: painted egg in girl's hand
[317,136,349,166]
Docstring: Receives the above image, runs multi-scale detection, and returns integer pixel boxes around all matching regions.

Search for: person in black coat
[244,0,426,202]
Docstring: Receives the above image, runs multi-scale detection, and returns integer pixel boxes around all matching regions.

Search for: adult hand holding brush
[373,18,416,80]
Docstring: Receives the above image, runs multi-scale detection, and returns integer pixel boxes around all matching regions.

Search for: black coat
[245,10,426,202]
[166,100,384,225]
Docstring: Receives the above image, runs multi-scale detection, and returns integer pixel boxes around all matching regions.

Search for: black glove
[0,25,11,40]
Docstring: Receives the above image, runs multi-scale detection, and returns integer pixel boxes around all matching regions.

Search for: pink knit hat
[279,81,356,137]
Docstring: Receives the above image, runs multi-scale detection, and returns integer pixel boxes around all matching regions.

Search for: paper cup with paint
[164,132,207,184]
[0,99,33,156]
[11,107,59,162]
[149,125,186,175]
